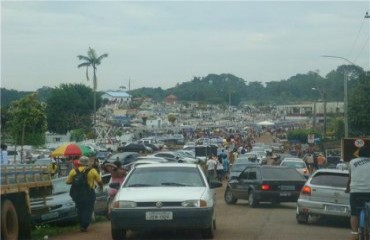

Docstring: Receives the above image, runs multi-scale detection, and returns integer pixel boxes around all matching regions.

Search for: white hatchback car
[110,163,222,239]
[280,158,309,178]
[296,169,350,224]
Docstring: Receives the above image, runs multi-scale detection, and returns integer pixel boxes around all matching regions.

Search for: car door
[94,174,111,215]
[231,167,253,199]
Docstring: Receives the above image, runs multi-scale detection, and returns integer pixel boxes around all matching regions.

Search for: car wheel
[111,227,127,240]
[296,207,309,224]
[201,218,215,239]
[248,190,258,208]
[224,187,238,204]
[1,199,19,240]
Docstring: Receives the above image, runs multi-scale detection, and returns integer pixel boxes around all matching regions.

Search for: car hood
[116,187,207,201]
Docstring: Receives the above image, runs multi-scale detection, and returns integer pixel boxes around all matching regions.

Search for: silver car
[296,169,350,224]
[110,163,222,239]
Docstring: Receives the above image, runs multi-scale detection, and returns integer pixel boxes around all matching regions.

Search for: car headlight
[65,199,75,207]
[112,201,137,208]
[181,200,207,208]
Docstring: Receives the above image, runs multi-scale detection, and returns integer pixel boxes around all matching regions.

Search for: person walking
[316,153,327,169]
[1,144,8,165]
[66,156,103,232]
[345,147,370,240]
[206,155,217,182]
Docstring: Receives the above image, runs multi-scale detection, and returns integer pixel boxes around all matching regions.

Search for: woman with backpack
[66,156,103,232]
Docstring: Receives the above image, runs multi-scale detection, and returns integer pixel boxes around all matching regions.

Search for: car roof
[281,158,304,162]
[312,168,349,175]
[134,163,197,169]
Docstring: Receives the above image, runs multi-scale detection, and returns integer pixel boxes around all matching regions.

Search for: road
[50,133,351,240]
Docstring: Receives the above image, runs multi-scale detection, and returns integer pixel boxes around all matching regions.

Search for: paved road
[50,133,351,240]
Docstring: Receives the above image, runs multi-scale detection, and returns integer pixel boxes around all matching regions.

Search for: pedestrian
[206,155,217,182]
[345,147,370,240]
[66,156,103,232]
[222,153,230,180]
[316,153,327,169]
[48,159,58,178]
[105,160,127,218]
[216,158,224,181]
[303,152,315,174]
[1,144,8,165]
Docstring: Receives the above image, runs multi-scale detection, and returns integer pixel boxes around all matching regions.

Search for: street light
[321,55,356,138]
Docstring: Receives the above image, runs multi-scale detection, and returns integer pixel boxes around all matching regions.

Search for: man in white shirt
[1,144,8,165]
[206,155,217,181]
[345,147,370,240]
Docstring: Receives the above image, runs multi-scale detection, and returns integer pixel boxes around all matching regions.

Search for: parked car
[280,158,309,179]
[271,143,284,153]
[296,169,350,224]
[106,152,139,167]
[117,143,152,153]
[224,165,307,207]
[30,174,111,225]
[96,151,112,163]
[124,156,168,170]
[110,163,222,240]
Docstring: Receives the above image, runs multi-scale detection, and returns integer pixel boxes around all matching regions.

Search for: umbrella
[50,143,94,157]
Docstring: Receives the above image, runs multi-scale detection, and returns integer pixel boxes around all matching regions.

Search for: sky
[1,1,370,92]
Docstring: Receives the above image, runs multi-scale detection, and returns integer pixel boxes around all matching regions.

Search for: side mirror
[109,182,120,190]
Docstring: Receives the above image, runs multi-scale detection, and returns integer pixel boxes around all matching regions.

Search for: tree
[46,84,99,135]
[348,73,370,136]
[168,114,176,126]
[6,93,47,146]
[77,47,108,128]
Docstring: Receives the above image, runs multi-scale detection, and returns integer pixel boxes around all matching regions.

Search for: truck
[1,164,53,240]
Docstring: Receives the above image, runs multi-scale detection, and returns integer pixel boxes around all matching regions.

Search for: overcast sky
[1,1,370,92]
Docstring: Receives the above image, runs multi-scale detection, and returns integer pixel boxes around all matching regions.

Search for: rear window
[310,172,349,188]
[262,167,304,180]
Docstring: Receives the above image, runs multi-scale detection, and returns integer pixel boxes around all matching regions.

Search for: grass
[31,216,108,240]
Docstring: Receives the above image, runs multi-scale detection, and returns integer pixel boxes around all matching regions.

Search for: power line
[346,14,366,59]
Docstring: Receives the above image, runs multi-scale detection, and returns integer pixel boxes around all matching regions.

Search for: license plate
[146,211,173,220]
[41,212,59,220]
[280,185,295,191]
[325,205,346,212]
[280,192,291,197]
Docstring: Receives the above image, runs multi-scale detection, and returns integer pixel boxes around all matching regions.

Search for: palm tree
[77,47,108,133]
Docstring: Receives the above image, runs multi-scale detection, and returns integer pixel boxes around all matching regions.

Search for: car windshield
[310,172,349,188]
[281,161,305,168]
[262,167,304,180]
[124,167,205,187]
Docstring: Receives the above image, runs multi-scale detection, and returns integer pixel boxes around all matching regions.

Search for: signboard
[342,138,370,162]
[307,134,315,144]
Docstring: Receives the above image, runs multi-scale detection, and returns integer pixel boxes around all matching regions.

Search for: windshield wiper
[161,182,188,186]
[127,183,153,187]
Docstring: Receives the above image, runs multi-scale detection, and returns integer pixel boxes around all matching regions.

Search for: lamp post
[321,55,356,138]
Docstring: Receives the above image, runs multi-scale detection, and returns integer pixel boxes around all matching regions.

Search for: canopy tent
[257,120,275,126]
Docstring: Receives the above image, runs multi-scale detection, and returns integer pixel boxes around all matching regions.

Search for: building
[101,91,131,103]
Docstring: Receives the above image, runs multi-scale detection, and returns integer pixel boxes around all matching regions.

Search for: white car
[296,169,350,224]
[280,158,309,178]
[110,163,222,239]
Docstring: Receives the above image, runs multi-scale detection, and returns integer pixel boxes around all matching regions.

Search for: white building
[101,91,131,103]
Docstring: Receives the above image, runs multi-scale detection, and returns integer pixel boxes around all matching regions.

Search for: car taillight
[261,184,270,191]
[301,185,311,195]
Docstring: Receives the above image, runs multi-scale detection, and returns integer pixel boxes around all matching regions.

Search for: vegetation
[5,93,47,146]
[45,84,101,135]
[77,47,108,126]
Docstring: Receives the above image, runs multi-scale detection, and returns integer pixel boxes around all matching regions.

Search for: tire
[296,207,309,224]
[224,187,238,204]
[1,199,19,240]
[201,219,215,239]
[248,190,258,208]
[111,227,127,240]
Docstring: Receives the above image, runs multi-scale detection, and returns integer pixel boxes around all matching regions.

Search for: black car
[224,165,306,207]
[229,162,258,179]
[106,152,140,166]
[117,143,152,153]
